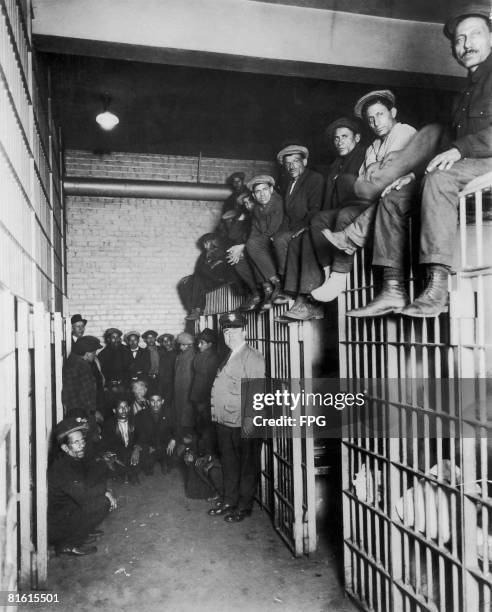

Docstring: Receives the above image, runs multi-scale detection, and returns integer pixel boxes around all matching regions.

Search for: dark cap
[444,2,491,39]
[72,335,103,355]
[104,327,122,339]
[228,172,245,183]
[354,89,396,119]
[157,333,174,344]
[326,117,361,143]
[198,233,218,249]
[219,312,247,329]
[197,328,217,344]
[124,331,140,344]
[55,416,89,442]
[71,314,87,326]
[222,209,238,221]
[142,330,158,339]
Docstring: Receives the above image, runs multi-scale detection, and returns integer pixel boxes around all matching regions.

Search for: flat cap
[277,145,309,164]
[228,171,245,182]
[104,327,122,338]
[157,333,174,344]
[219,312,247,329]
[176,332,194,345]
[246,175,275,191]
[197,328,217,344]
[326,117,361,143]
[444,2,491,39]
[124,331,140,343]
[354,89,396,118]
[142,330,158,339]
[71,313,87,326]
[55,416,89,441]
[72,335,102,355]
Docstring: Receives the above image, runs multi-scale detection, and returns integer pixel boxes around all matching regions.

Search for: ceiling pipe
[63,177,232,201]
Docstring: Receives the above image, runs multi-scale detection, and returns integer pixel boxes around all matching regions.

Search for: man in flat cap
[310,90,416,304]
[207,313,265,522]
[280,119,366,320]
[272,145,325,301]
[190,328,220,450]
[48,416,117,555]
[142,330,160,394]
[62,335,103,419]
[98,328,132,387]
[244,175,286,309]
[348,2,492,317]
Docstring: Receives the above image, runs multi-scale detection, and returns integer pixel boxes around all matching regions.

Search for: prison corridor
[30,468,356,612]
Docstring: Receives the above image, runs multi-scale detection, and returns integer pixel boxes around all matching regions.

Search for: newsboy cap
[176,332,194,345]
[276,145,309,164]
[325,117,361,143]
[55,416,89,442]
[157,333,174,344]
[142,330,158,339]
[72,335,102,355]
[443,2,491,39]
[354,90,396,119]
[197,328,217,344]
[124,331,140,343]
[71,313,87,326]
[246,175,275,191]
[219,312,247,329]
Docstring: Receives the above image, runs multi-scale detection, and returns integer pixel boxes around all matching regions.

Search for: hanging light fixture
[95,93,119,131]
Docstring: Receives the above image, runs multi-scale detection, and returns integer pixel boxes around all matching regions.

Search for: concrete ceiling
[32,0,466,161]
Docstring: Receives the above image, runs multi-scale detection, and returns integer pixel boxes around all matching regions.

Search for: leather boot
[185,307,201,321]
[347,280,409,317]
[401,269,449,317]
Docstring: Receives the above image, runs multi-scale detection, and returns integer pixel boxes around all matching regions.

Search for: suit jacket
[134,410,174,449]
[322,144,366,210]
[210,343,265,428]
[101,417,137,459]
[98,345,132,384]
[281,168,324,232]
[249,191,284,239]
[126,347,151,381]
[190,349,220,405]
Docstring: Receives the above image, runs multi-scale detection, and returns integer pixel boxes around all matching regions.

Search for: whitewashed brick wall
[65,150,275,337]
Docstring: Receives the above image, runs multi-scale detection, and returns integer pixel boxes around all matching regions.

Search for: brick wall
[65,150,275,338]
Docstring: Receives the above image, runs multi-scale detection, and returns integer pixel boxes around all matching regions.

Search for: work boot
[321,229,357,255]
[238,293,261,311]
[185,307,201,321]
[401,269,449,317]
[347,280,410,317]
[310,271,348,303]
[282,297,324,321]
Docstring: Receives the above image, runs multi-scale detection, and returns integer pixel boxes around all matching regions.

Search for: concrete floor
[30,468,356,612]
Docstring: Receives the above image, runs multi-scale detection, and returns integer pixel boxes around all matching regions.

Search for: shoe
[269,275,283,304]
[347,280,409,317]
[321,229,357,255]
[238,294,261,311]
[56,544,97,556]
[224,509,252,522]
[311,272,348,302]
[88,529,104,538]
[208,503,236,517]
[274,315,295,324]
[272,293,290,305]
[283,301,324,321]
[185,308,201,321]
[401,269,449,318]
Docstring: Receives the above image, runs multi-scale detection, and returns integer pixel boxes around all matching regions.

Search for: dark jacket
[322,144,366,210]
[190,349,220,405]
[158,348,177,404]
[101,417,137,458]
[62,353,96,417]
[126,347,151,381]
[174,347,196,434]
[135,410,174,449]
[217,214,251,247]
[98,345,132,384]
[249,191,284,239]
[281,168,325,232]
[452,52,492,158]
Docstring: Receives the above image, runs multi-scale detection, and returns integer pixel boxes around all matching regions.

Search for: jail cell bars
[202,296,317,556]
[339,175,492,612]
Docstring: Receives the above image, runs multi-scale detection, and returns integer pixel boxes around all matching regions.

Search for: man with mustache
[348,3,492,317]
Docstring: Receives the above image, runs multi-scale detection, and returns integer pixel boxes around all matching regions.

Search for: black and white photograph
[0,1,491,611]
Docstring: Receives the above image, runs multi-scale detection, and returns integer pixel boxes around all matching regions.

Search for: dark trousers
[272,230,294,276]
[283,231,323,295]
[49,496,109,547]
[215,423,262,511]
[311,201,372,273]
[246,234,278,282]
[419,158,492,266]
[233,256,259,293]
[140,446,168,474]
